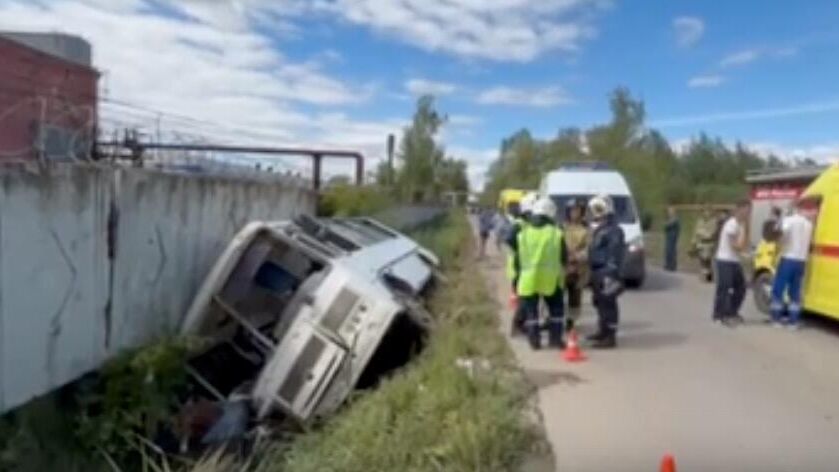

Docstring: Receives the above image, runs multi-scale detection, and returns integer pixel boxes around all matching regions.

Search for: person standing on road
[664,206,681,272]
[769,202,814,329]
[562,199,590,332]
[712,200,751,326]
[691,206,718,282]
[506,193,537,336]
[510,197,566,350]
[494,210,510,252]
[587,195,625,349]
[477,208,495,258]
[762,206,783,243]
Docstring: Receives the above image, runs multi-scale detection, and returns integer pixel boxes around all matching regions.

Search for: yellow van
[497,189,528,218]
[800,164,839,320]
[751,164,839,320]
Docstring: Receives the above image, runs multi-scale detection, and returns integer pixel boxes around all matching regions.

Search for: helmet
[520,192,538,214]
[588,194,613,219]
[532,197,557,218]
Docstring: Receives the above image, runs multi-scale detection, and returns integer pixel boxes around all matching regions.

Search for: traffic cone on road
[562,330,587,362]
[659,454,677,472]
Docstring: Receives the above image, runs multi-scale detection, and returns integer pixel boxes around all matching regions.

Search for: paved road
[478,243,839,472]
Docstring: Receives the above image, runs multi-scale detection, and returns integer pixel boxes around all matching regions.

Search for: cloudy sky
[3,0,839,187]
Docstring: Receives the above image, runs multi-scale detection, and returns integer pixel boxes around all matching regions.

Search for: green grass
[3,212,541,472]
[255,211,542,472]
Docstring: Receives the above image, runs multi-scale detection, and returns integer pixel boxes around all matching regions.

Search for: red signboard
[750,183,808,201]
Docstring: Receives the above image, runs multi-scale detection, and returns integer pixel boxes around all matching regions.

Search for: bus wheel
[752,271,774,316]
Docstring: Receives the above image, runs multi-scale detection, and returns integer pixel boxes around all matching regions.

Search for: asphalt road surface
[478,240,839,472]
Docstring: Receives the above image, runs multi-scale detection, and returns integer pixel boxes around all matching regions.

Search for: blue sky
[3,0,839,187]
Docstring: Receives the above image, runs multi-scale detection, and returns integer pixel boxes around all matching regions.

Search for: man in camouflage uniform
[691,207,718,282]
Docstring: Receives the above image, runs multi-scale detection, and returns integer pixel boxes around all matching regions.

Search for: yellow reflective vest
[516,224,564,297]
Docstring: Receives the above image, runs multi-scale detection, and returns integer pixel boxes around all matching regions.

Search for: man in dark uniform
[587,195,625,349]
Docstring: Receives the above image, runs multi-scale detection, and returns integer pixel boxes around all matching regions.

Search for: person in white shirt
[769,202,814,328]
[712,200,750,326]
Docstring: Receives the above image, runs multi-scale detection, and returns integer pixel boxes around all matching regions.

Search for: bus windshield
[549,194,638,224]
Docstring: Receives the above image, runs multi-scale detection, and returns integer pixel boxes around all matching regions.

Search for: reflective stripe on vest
[516,225,564,297]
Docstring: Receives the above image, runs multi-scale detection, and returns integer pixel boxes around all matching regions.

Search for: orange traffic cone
[562,330,587,362]
[659,454,676,472]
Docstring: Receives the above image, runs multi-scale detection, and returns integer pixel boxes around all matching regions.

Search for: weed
[253,211,539,472]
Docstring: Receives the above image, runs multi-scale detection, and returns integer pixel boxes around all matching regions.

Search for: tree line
[481,88,817,226]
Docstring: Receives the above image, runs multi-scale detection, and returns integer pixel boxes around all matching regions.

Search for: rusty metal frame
[97,139,365,190]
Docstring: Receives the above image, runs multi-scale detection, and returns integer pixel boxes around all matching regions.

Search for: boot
[548,330,566,350]
[590,334,617,349]
[526,321,542,350]
[586,331,607,342]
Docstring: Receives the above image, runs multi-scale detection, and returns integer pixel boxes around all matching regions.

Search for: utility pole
[386,133,395,186]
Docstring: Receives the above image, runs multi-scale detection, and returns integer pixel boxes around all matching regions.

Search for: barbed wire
[0,83,369,180]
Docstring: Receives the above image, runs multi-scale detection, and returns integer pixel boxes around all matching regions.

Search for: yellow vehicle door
[802,166,839,320]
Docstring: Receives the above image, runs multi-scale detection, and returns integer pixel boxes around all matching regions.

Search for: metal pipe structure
[97,140,365,190]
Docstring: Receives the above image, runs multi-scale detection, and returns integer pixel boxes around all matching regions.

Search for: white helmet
[588,194,613,219]
[532,197,557,218]
[520,192,538,214]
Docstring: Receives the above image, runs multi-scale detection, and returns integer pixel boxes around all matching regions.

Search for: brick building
[0,32,99,161]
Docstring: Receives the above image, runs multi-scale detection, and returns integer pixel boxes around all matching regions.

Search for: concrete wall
[0,163,315,412]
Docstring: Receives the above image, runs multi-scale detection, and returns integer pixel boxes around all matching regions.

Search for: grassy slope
[258,212,541,472]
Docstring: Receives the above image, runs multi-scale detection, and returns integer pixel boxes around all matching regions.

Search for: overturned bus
[180,215,439,425]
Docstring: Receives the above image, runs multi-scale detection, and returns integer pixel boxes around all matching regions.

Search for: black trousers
[591,273,619,336]
[713,260,746,320]
[566,274,582,309]
[665,234,678,271]
[520,290,565,348]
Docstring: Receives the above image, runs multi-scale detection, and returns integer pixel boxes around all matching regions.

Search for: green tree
[480,86,782,220]
[436,157,469,195]
[374,160,395,187]
[396,95,446,202]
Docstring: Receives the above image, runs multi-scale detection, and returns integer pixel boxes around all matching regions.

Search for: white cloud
[720,49,760,67]
[312,0,608,62]
[742,142,839,163]
[670,138,839,164]
[687,75,724,88]
[673,16,704,48]
[477,86,573,107]
[0,0,403,173]
[718,46,796,68]
[405,79,458,97]
[651,99,839,128]
[447,115,482,127]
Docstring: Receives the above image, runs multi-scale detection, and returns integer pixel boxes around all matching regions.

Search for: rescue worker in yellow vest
[506,192,538,336]
[509,197,566,350]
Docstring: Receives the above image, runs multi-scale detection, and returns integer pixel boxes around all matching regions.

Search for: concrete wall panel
[0,164,110,409]
[0,163,315,412]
